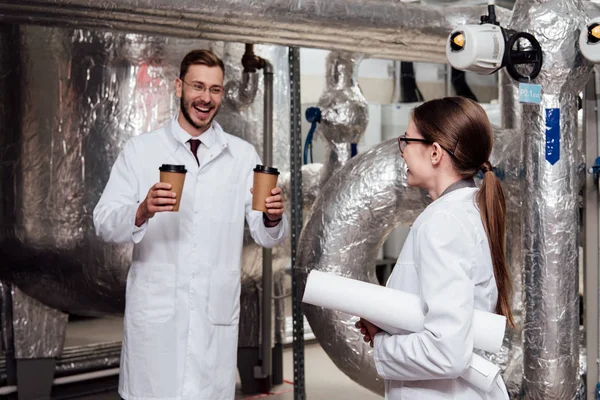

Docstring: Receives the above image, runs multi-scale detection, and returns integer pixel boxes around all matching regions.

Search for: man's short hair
[180,49,225,79]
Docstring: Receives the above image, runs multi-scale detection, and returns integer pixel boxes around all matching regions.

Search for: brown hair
[412,97,515,328]
[180,49,225,79]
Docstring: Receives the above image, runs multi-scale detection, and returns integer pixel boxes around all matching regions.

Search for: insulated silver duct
[11,288,68,359]
[0,25,180,315]
[0,27,294,336]
[316,52,368,186]
[489,124,525,398]
[507,0,593,398]
[296,139,430,395]
[0,1,512,63]
[54,342,121,376]
[296,123,519,394]
[496,70,526,398]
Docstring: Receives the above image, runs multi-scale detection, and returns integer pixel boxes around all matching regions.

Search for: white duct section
[0,0,513,63]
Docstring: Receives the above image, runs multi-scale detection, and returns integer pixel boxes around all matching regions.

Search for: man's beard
[180,97,219,130]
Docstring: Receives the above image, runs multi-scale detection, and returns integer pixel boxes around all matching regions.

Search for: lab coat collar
[434,185,477,204]
[171,116,217,149]
[163,115,230,157]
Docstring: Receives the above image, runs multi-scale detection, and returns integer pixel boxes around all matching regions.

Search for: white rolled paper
[302,270,504,392]
[303,270,506,352]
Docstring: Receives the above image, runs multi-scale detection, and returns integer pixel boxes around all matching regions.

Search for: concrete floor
[64,317,382,400]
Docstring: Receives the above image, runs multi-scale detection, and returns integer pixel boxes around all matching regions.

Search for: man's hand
[355,318,382,348]
[251,187,284,226]
[135,183,177,227]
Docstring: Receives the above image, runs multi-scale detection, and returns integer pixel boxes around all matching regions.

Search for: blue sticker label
[519,83,542,104]
[545,108,560,165]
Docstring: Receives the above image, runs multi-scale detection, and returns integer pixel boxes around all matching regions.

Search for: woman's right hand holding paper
[355,318,382,347]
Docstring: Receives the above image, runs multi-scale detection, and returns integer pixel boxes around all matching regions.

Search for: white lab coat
[373,187,509,400]
[93,118,288,400]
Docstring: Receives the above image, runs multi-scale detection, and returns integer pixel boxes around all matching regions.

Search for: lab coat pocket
[208,269,241,326]
[125,262,176,324]
[207,183,241,223]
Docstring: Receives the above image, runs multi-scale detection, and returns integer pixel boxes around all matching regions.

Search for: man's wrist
[263,213,281,227]
[135,204,148,227]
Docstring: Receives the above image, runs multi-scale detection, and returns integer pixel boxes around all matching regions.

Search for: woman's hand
[355,318,382,347]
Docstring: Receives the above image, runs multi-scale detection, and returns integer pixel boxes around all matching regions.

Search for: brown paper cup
[252,165,280,213]
[159,164,187,212]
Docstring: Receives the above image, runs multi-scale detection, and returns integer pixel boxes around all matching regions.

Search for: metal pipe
[391,61,402,103]
[288,46,305,399]
[0,1,512,63]
[55,355,121,377]
[446,64,452,97]
[261,59,274,384]
[584,70,599,400]
[0,367,121,395]
[507,1,592,397]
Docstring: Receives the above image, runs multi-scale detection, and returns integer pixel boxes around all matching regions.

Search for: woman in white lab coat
[357,97,513,399]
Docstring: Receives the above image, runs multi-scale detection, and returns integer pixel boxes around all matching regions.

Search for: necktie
[188,139,201,166]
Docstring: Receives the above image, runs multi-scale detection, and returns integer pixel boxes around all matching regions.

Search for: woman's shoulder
[418,190,476,221]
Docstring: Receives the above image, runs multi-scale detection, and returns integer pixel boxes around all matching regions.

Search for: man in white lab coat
[93,49,288,400]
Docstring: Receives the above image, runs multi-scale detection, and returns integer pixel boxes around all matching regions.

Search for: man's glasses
[181,79,224,96]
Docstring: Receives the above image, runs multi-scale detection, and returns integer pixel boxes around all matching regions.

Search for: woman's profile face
[400,119,434,189]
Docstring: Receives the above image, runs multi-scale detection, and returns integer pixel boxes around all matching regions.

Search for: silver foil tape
[316,51,369,186]
[507,0,593,398]
[0,1,511,63]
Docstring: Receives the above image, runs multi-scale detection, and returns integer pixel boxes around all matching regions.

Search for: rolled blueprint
[302,270,505,392]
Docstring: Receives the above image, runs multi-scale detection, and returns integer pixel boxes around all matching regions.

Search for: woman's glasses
[397,133,456,158]
[397,133,432,154]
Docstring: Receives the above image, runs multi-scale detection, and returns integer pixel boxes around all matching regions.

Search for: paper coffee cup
[252,165,279,213]
[159,164,187,212]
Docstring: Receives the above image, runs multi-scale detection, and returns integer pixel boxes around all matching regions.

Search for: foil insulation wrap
[499,70,522,131]
[296,123,521,394]
[507,1,593,398]
[0,1,512,63]
[296,139,431,395]
[0,282,14,360]
[11,287,68,359]
[0,26,185,316]
[54,341,122,376]
[0,25,294,358]
[488,125,525,398]
[316,52,368,186]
